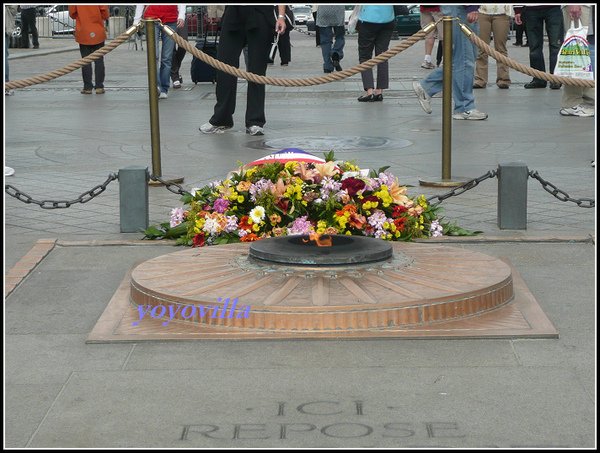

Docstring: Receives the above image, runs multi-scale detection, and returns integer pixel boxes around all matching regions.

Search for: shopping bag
[554,21,593,80]
[347,5,362,34]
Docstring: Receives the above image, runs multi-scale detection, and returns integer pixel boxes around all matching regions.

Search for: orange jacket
[69,5,109,45]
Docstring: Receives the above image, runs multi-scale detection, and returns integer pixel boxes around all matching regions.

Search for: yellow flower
[252,223,260,232]
[245,167,257,178]
[236,180,252,192]
[237,195,245,203]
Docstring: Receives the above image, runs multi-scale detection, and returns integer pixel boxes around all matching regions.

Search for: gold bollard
[144,19,183,186]
[420,16,470,188]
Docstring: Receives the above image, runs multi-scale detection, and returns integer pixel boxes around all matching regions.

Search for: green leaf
[323,150,336,162]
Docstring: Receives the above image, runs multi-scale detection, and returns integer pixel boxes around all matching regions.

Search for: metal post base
[148,175,185,186]
[419,177,472,188]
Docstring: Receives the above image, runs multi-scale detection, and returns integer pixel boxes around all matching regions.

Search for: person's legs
[421,11,435,63]
[319,26,334,72]
[92,42,105,89]
[20,9,31,48]
[358,22,376,92]
[474,13,492,87]
[493,14,511,86]
[373,22,394,92]
[523,8,547,85]
[79,44,94,91]
[332,25,345,60]
[278,29,291,64]
[312,11,320,46]
[171,24,188,84]
[209,29,245,127]
[157,22,176,93]
[445,5,477,113]
[245,23,271,128]
[545,7,564,76]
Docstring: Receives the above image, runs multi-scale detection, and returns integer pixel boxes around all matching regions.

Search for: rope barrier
[4,24,143,90]
[5,17,594,90]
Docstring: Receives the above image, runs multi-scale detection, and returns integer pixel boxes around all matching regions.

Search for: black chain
[426,170,498,206]
[149,175,192,197]
[528,170,595,208]
[4,173,118,209]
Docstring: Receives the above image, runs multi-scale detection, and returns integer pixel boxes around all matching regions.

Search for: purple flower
[212,197,230,213]
[249,178,275,202]
[287,215,314,235]
[169,207,185,228]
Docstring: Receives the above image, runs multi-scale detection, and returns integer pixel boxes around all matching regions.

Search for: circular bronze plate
[129,242,513,332]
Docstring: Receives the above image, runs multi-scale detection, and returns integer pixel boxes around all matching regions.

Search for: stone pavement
[3,30,597,448]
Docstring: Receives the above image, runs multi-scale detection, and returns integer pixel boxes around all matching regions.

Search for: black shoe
[513,42,522,46]
[357,94,374,102]
[331,52,342,71]
[324,69,333,73]
[473,84,486,89]
[522,42,529,47]
[33,45,39,49]
[524,80,547,89]
[372,93,383,102]
[549,82,562,90]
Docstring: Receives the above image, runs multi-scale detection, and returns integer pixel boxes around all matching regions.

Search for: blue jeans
[420,5,479,114]
[155,22,177,93]
[319,25,345,71]
[523,6,563,84]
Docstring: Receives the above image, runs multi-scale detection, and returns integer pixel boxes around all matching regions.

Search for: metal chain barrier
[4,24,143,90]
[149,175,192,197]
[426,170,498,206]
[528,170,595,208]
[4,173,118,209]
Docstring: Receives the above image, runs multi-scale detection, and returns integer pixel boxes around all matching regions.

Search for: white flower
[190,187,202,197]
[249,206,266,224]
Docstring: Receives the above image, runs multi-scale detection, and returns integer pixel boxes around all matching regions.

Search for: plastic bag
[347,5,361,34]
[554,21,594,80]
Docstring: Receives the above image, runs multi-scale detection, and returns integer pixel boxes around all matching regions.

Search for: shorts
[420,10,444,40]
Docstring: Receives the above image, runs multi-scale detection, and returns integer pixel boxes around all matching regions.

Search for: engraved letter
[383,423,415,438]
[232,424,270,440]
[180,424,222,440]
[320,423,373,438]
[297,401,343,415]
[279,423,317,439]
[426,422,465,438]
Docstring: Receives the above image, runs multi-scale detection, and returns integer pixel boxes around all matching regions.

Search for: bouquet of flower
[144,151,477,246]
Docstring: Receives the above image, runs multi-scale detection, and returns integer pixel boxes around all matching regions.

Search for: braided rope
[5,25,142,90]
[461,22,594,88]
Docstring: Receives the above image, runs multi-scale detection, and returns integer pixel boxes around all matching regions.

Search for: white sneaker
[452,109,488,120]
[420,60,435,69]
[173,80,181,89]
[159,91,168,99]
[559,104,594,117]
[5,166,15,176]
[199,122,231,134]
[412,81,432,114]
[246,125,264,136]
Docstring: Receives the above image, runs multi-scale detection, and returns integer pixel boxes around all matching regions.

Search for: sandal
[357,94,374,102]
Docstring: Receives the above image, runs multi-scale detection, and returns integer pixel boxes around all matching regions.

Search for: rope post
[144,20,184,187]
[497,162,528,230]
[419,16,470,188]
[119,166,149,233]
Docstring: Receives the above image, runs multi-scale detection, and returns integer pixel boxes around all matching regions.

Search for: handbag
[347,5,362,34]
[554,20,593,80]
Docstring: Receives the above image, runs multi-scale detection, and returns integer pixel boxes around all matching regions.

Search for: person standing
[68,5,109,95]
[19,5,39,49]
[315,5,345,74]
[413,5,487,120]
[473,5,512,89]
[311,4,320,47]
[170,14,188,89]
[5,4,17,96]
[514,5,564,89]
[199,5,287,136]
[356,5,395,102]
[558,4,595,117]
[420,5,443,69]
[134,4,186,99]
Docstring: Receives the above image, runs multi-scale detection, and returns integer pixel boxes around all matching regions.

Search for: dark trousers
[171,25,188,82]
[522,6,564,84]
[20,8,39,48]
[312,11,320,46]
[271,28,291,64]
[357,20,394,90]
[79,43,105,90]
[209,25,272,128]
[514,22,526,45]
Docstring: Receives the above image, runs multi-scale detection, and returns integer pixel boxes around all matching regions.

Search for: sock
[424,55,432,63]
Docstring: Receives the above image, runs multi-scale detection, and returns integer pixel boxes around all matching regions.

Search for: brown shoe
[95,88,105,94]
[497,83,509,89]
[81,88,93,94]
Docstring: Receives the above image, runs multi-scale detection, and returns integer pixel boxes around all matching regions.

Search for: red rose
[392,205,408,218]
[341,177,366,197]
